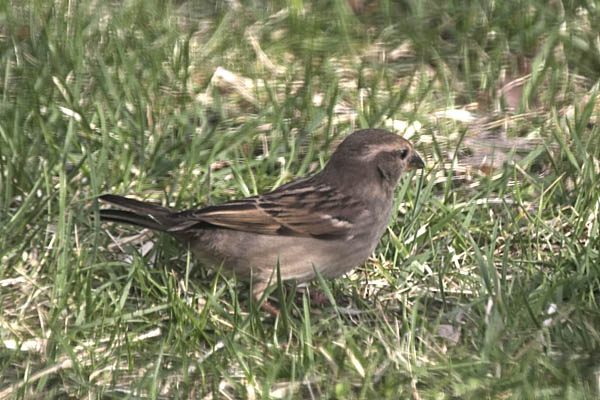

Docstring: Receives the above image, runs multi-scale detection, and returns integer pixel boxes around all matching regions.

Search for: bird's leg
[252,281,280,317]
[309,288,331,307]
[295,286,331,307]
[261,300,281,317]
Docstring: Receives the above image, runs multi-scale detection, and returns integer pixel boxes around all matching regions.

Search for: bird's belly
[187,229,377,283]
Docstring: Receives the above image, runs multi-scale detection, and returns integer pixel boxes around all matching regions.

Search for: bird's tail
[99,194,175,232]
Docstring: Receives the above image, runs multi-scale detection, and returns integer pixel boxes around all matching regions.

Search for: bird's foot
[261,300,281,317]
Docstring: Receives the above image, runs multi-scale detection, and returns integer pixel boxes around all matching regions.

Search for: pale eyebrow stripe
[359,143,405,160]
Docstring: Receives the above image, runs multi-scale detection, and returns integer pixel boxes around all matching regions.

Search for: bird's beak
[407,152,425,170]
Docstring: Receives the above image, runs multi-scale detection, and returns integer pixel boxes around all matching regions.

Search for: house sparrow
[99,129,424,315]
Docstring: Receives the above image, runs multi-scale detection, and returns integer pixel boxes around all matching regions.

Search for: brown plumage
[99,129,424,315]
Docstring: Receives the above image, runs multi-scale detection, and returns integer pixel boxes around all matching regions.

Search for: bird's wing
[167,181,369,240]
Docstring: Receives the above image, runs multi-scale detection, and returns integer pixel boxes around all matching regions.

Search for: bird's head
[321,129,424,196]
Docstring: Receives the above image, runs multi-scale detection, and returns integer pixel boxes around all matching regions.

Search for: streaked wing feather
[168,183,368,239]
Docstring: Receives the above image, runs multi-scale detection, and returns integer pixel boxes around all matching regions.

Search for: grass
[1,0,600,398]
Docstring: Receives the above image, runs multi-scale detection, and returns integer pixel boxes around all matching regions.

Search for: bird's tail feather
[99,194,173,231]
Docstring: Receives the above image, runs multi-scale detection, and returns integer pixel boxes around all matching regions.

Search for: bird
[99,128,424,315]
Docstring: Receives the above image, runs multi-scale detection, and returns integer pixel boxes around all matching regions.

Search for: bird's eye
[397,148,409,160]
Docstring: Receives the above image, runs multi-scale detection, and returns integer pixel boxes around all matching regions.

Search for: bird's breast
[186,227,383,284]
